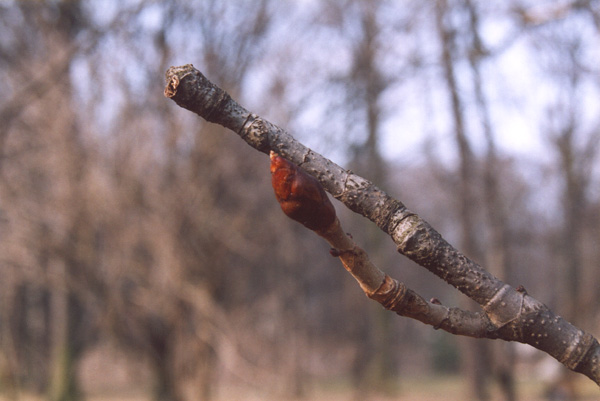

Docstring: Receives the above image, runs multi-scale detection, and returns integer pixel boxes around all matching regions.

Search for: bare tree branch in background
[536,18,600,396]
[435,1,492,398]
[164,64,600,386]
[464,1,517,399]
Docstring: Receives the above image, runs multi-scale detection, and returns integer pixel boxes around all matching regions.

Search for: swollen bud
[270,151,336,232]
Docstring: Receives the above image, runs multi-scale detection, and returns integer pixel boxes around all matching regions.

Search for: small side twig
[317,217,496,338]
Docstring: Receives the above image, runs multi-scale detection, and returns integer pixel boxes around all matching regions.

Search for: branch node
[329,248,341,257]
[516,284,528,295]
[369,275,406,311]
[433,316,449,330]
[430,297,442,305]
[483,284,523,328]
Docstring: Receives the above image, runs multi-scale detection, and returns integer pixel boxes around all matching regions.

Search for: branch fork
[164,64,600,385]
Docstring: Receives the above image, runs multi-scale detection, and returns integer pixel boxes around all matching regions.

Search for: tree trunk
[49,261,82,401]
[436,1,491,399]
[464,1,516,399]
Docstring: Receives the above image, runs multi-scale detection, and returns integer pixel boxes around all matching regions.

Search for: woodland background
[1,1,600,401]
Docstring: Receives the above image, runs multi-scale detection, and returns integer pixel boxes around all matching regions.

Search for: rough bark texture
[164,64,600,386]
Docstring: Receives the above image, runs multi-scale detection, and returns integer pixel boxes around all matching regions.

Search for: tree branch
[164,64,600,385]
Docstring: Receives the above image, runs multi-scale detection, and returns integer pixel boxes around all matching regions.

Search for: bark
[163,64,600,386]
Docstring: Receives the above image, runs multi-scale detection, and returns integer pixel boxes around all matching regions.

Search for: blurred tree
[93,2,285,400]
[464,1,517,399]
[342,1,396,395]
[435,1,492,399]
[0,2,102,400]
[534,11,600,397]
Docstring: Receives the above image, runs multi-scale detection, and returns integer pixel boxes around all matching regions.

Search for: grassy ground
[2,375,598,401]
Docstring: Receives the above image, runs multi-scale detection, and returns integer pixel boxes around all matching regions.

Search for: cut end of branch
[164,64,195,98]
[164,74,179,98]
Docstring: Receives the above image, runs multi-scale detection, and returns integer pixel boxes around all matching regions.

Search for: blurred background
[1,0,599,400]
